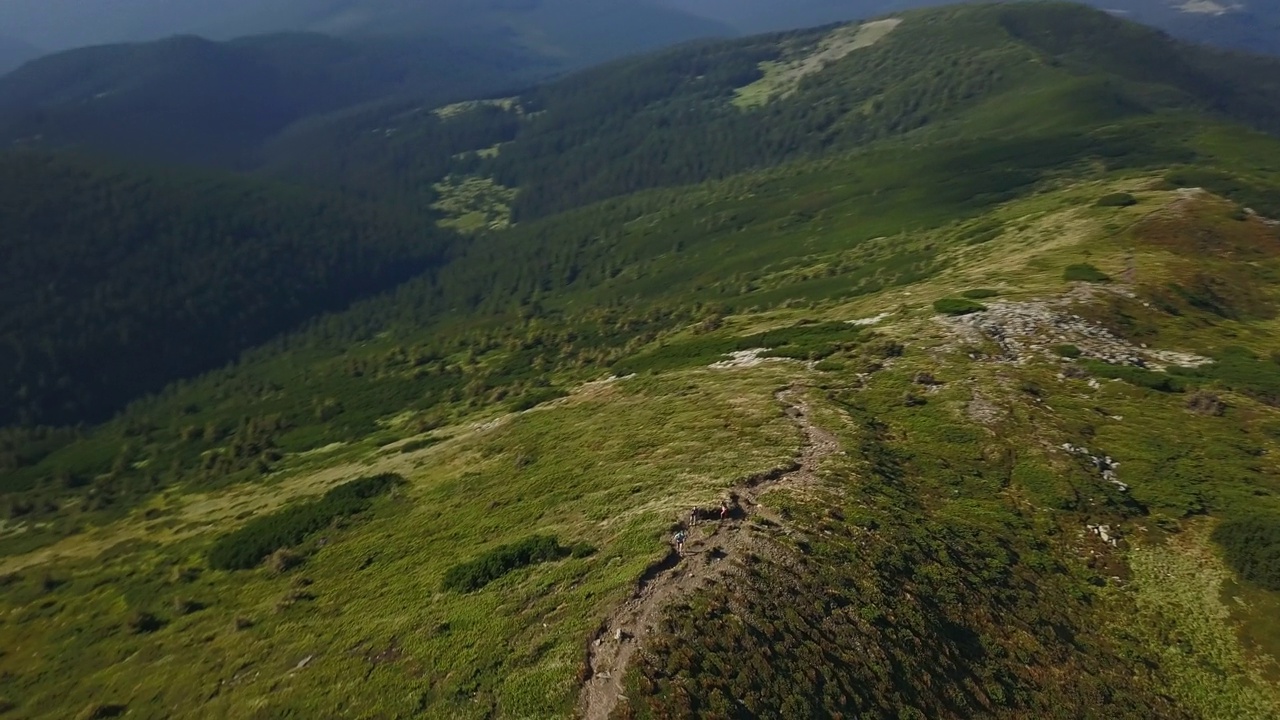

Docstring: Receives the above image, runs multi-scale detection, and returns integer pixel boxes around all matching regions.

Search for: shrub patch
[207,473,404,571]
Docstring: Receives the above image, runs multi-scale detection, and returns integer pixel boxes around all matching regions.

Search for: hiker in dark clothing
[720,500,729,521]
[690,507,701,526]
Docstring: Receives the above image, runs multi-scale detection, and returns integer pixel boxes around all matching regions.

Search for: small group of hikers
[673,499,732,555]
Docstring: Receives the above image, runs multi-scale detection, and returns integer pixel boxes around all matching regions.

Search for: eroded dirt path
[578,385,839,720]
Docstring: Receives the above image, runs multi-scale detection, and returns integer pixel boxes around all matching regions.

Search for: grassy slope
[0,370,800,718]
[7,151,1280,719]
[5,4,1280,718]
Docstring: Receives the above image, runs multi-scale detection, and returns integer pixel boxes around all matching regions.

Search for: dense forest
[0,152,453,428]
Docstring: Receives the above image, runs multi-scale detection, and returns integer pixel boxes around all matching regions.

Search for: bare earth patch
[734,19,902,108]
[1177,1,1244,16]
[708,348,781,370]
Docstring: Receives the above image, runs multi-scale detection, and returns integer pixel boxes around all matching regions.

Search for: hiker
[689,506,700,526]
[674,530,687,556]
[719,500,729,521]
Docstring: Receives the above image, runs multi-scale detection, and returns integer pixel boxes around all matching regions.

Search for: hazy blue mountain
[0,0,733,66]
[1,1,1272,61]
[658,1,1280,55]
[0,32,548,166]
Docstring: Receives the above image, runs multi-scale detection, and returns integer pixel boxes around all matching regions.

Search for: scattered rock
[936,289,1210,369]
[1062,444,1128,492]
[847,312,891,327]
[709,348,785,370]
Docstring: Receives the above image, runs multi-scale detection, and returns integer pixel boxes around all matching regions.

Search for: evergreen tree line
[0,152,455,427]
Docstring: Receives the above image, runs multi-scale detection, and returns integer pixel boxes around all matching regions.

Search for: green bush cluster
[1169,347,1280,406]
[1064,263,1110,282]
[1055,344,1083,359]
[1213,513,1280,590]
[1082,361,1185,392]
[932,298,987,316]
[441,535,569,592]
[207,473,402,571]
[755,322,864,361]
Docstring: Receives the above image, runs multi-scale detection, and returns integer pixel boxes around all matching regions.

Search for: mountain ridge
[0,0,735,60]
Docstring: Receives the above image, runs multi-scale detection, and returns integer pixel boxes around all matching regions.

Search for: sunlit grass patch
[1128,525,1280,719]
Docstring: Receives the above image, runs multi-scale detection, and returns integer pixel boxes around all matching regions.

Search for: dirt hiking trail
[578,385,839,719]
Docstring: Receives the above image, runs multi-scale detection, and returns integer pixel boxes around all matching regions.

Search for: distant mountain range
[0,32,552,167]
[0,0,733,63]
[3,1,1274,58]
[0,1,736,166]
[0,1,1274,167]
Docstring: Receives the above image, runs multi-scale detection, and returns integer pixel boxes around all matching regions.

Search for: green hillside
[3,3,1280,718]
[263,2,1280,222]
[662,1,1280,57]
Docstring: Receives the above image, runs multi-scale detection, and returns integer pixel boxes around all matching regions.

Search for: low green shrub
[1169,347,1280,406]
[1095,192,1137,207]
[932,298,987,316]
[1064,263,1110,282]
[207,473,403,571]
[813,358,845,372]
[1054,344,1082,359]
[441,535,569,592]
[1213,513,1280,590]
[1082,361,1185,393]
